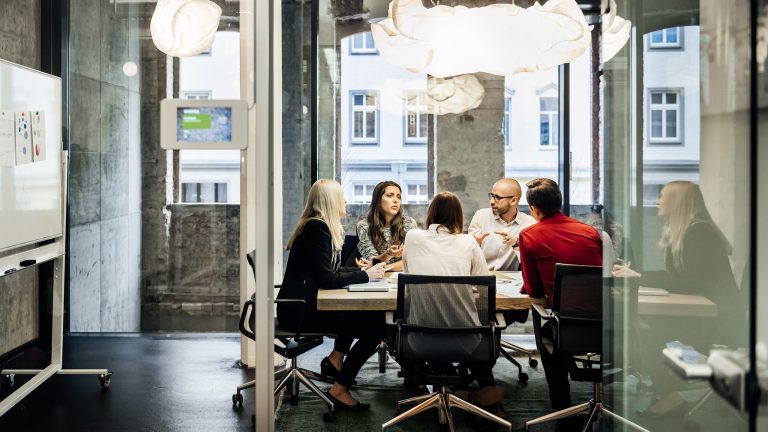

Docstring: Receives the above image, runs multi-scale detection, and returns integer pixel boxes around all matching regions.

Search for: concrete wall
[0,0,42,355]
[142,204,240,331]
[68,0,142,332]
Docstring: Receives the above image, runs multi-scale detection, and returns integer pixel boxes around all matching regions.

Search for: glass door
[604,0,756,430]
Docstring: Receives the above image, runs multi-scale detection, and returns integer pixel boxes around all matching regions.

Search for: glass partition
[604,1,753,430]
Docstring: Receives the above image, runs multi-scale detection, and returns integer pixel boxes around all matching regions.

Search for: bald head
[493,179,521,197]
[490,178,522,222]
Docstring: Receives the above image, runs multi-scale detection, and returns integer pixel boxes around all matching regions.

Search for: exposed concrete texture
[68,1,142,332]
[0,0,41,355]
[69,223,102,332]
[142,205,240,332]
[282,1,312,266]
[434,73,505,229]
[0,0,41,69]
[0,268,40,354]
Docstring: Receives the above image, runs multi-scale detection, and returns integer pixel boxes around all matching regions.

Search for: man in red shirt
[518,178,602,416]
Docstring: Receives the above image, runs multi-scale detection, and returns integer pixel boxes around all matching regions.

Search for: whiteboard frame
[0,59,64,252]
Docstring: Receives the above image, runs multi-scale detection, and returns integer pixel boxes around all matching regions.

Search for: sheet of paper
[31,111,46,162]
[14,111,32,165]
[639,287,670,296]
[0,110,14,167]
[496,279,524,297]
[347,280,393,292]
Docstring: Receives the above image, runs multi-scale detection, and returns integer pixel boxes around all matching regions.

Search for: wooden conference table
[314,271,718,318]
[316,271,533,312]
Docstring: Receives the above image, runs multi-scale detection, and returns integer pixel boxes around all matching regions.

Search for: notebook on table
[347,280,392,292]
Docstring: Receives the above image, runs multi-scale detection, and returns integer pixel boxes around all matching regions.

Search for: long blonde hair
[287,179,346,254]
[658,181,731,272]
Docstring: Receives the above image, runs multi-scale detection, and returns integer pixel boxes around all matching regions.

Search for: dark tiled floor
[0,335,743,432]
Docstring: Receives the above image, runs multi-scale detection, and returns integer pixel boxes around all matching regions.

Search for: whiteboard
[0,59,63,252]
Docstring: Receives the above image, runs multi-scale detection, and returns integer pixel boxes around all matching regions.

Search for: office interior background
[1,0,768,430]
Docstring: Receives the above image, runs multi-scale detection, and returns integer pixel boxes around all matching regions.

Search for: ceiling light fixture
[150,0,222,57]
[371,0,592,78]
[600,0,631,62]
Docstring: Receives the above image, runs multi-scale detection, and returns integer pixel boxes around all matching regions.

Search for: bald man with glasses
[468,178,536,271]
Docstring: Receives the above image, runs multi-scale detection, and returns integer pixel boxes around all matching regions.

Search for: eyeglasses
[488,193,516,202]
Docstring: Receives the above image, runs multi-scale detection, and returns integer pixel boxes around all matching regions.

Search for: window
[539,96,559,147]
[352,184,376,203]
[642,184,664,206]
[405,92,429,144]
[649,90,681,143]
[182,90,212,100]
[351,92,378,144]
[649,27,682,48]
[503,96,511,149]
[405,183,428,204]
[181,182,228,203]
[350,32,377,54]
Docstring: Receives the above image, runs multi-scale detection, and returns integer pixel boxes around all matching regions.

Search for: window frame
[648,88,683,145]
[349,32,378,55]
[538,96,559,149]
[351,183,377,203]
[404,91,429,145]
[403,182,428,204]
[182,90,213,100]
[180,181,229,203]
[648,27,683,49]
[503,94,512,149]
[350,90,379,145]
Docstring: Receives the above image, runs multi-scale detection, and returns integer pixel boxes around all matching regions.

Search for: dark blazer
[277,219,368,328]
[642,220,740,319]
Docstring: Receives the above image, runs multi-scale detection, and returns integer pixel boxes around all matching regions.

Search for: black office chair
[233,251,337,423]
[525,263,639,431]
[382,274,512,432]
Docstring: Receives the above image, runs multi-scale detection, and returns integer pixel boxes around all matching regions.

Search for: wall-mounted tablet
[160,98,247,149]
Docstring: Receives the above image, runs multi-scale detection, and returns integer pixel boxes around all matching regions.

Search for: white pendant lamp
[150,0,222,57]
[600,0,631,62]
[371,0,592,78]
[425,74,485,115]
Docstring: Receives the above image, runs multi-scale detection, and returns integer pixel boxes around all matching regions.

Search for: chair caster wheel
[323,411,336,422]
[518,372,529,383]
[3,374,15,389]
[233,393,243,406]
[529,358,538,368]
[99,372,113,389]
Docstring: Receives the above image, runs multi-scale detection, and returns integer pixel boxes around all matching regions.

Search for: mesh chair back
[553,264,603,355]
[395,274,496,364]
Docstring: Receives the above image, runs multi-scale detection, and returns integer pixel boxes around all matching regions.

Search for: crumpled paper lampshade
[371,0,591,78]
[425,74,485,115]
[601,0,631,62]
[150,0,222,57]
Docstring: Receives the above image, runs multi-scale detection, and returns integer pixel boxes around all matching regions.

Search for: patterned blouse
[356,216,417,264]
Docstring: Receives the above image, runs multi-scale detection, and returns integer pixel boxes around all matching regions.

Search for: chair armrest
[495,313,508,329]
[532,303,555,321]
[238,298,255,340]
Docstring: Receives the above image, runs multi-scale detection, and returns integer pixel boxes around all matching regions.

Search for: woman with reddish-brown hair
[401,192,503,411]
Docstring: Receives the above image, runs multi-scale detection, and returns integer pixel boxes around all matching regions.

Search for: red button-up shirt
[518,212,603,306]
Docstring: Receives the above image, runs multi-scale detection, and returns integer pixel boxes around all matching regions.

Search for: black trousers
[280,309,385,388]
[535,317,572,409]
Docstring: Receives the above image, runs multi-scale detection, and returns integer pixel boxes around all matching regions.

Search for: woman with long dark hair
[356,181,417,272]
